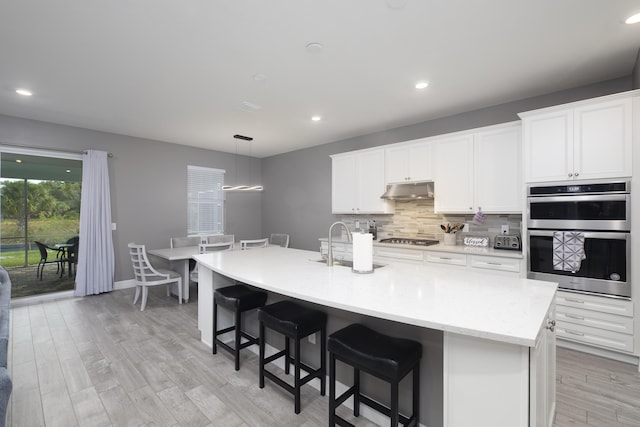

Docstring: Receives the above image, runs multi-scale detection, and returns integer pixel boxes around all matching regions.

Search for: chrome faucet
[327,221,353,266]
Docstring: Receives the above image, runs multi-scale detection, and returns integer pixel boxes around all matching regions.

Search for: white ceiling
[1,0,639,158]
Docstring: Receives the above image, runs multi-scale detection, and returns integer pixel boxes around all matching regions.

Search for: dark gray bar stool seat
[258,300,327,414]
[328,324,422,427]
[213,284,268,371]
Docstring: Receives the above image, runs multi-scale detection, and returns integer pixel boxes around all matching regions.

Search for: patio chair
[34,241,69,280]
[65,236,79,277]
[128,243,182,311]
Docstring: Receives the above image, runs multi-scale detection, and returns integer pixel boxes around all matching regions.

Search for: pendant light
[222,134,264,191]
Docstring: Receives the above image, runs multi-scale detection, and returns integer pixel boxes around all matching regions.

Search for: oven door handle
[527,194,629,203]
[528,230,630,240]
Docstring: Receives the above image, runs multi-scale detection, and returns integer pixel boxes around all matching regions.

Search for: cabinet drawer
[556,306,633,335]
[470,256,521,273]
[425,251,467,267]
[375,247,424,262]
[556,291,633,317]
[556,321,634,353]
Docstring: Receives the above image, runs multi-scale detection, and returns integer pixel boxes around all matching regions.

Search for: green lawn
[1,218,78,268]
[0,249,41,267]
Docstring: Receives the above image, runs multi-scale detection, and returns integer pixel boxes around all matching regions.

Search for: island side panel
[443,332,529,427]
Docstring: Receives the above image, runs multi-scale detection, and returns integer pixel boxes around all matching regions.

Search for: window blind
[187,165,225,235]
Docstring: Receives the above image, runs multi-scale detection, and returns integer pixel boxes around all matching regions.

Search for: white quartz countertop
[319,237,524,259]
[194,247,556,347]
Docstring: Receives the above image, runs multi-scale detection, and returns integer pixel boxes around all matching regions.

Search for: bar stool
[213,284,268,371]
[328,324,422,427]
[258,300,327,414]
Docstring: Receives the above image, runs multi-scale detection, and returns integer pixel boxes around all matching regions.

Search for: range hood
[380,182,434,200]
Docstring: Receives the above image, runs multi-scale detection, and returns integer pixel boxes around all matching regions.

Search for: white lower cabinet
[470,255,521,275]
[425,251,467,267]
[555,291,634,353]
[427,251,524,277]
[374,246,424,263]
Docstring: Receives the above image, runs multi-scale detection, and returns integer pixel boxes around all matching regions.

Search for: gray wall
[262,77,633,251]
[0,115,263,281]
[634,48,640,89]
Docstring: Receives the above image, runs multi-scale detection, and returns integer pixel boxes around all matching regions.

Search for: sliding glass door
[0,149,82,298]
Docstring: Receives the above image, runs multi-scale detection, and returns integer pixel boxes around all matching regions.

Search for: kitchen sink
[311,259,385,269]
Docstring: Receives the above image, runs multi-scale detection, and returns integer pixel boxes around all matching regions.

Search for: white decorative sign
[463,236,489,247]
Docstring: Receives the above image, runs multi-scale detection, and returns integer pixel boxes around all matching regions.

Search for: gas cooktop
[378,238,440,246]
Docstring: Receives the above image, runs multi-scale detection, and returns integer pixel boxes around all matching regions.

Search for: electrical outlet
[501,225,509,234]
[308,333,316,344]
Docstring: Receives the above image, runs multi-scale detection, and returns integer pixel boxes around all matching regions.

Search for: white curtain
[75,150,115,296]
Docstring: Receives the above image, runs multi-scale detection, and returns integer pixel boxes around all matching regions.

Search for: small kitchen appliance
[494,234,521,251]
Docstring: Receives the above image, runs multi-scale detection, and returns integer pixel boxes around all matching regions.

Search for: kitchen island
[195,246,557,427]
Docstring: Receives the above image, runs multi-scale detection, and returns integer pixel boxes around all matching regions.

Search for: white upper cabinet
[521,95,633,183]
[434,134,475,213]
[434,123,522,213]
[385,139,434,183]
[331,149,394,214]
[474,125,522,212]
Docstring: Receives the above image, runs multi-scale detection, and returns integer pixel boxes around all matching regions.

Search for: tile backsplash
[338,199,522,244]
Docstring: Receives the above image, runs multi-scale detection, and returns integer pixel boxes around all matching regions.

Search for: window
[187,165,225,235]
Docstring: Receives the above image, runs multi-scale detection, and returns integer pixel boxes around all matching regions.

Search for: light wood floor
[7,286,640,427]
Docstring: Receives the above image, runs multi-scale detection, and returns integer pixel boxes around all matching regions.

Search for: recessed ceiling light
[15,159,22,163]
[66,169,71,173]
[311,116,322,121]
[16,89,32,96]
[625,12,640,24]
[305,42,324,54]
[415,81,429,89]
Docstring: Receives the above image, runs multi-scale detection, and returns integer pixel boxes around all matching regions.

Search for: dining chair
[269,233,290,248]
[34,241,69,280]
[206,234,235,245]
[170,236,202,272]
[170,236,202,248]
[240,238,269,250]
[189,241,234,283]
[128,243,182,311]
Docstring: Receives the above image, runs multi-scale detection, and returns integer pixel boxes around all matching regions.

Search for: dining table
[147,245,200,302]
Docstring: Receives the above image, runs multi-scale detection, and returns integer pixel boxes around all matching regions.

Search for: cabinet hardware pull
[575,172,579,177]
[565,313,584,320]
[546,319,556,332]
[487,262,501,266]
[565,298,584,304]
[568,173,573,177]
[439,257,452,260]
[566,330,584,336]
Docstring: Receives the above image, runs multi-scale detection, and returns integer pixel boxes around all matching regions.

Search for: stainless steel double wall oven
[527,180,631,298]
